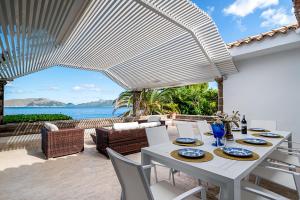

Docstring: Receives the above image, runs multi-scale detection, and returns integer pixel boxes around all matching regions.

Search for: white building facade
[225,26,300,144]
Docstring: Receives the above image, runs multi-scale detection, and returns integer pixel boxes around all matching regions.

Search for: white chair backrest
[148,115,161,122]
[196,120,211,134]
[107,148,153,200]
[250,120,277,131]
[145,126,169,146]
[176,123,195,138]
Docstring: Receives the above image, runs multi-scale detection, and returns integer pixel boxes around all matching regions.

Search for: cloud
[236,18,247,32]
[48,86,60,91]
[206,6,215,16]
[260,8,297,28]
[224,0,279,17]
[72,84,101,92]
[6,82,14,87]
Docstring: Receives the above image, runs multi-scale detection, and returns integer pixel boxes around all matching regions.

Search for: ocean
[4,106,128,120]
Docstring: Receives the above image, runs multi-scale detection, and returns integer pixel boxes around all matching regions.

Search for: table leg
[288,134,293,154]
[219,180,241,200]
[141,151,152,183]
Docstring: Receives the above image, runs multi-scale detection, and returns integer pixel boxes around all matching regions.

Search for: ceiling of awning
[0,0,237,90]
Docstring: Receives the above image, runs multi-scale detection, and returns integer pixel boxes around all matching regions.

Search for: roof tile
[227,24,299,49]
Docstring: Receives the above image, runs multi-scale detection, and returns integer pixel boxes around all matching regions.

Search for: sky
[4,0,297,104]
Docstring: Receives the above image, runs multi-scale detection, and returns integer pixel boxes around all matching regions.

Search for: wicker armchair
[41,127,84,159]
[95,127,148,158]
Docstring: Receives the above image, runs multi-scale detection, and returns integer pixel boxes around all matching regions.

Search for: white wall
[224,47,300,144]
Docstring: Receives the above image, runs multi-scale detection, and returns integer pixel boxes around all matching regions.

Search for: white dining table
[141,130,292,200]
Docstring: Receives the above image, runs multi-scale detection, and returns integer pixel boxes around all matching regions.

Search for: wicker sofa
[41,127,84,159]
[95,120,165,157]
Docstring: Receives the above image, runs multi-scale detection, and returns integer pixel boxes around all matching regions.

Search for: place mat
[213,148,260,161]
[252,133,284,138]
[204,132,213,136]
[248,129,270,132]
[170,150,214,163]
[172,140,204,147]
[235,139,273,147]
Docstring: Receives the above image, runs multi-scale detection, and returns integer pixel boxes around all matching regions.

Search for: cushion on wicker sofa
[113,122,140,130]
[148,115,161,122]
[139,122,161,128]
[44,122,59,131]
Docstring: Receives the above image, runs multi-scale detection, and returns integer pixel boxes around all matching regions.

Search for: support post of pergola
[215,77,224,113]
[0,80,7,125]
[132,90,141,117]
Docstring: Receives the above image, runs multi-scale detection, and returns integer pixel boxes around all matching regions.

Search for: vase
[224,121,234,141]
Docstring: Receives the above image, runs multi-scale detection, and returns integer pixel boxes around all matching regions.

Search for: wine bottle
[241,115,247,134]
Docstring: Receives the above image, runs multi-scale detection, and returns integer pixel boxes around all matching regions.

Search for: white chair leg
[171,169,175,186]
[201,188,207,200]
[154,165,158,183]
[217,187,221,200]
[244,175,250,181]
[255,176,261,185]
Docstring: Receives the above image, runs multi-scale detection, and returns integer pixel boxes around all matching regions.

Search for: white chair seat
[251,166,296,190]
[268,150,300,167]
[150,180,199,200]
[241,181,288,200]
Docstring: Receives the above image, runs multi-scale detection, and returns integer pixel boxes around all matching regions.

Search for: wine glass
[211,123,225,147]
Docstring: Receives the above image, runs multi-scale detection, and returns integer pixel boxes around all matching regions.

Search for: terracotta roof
[294,0,300,25]
[227,24,299,49]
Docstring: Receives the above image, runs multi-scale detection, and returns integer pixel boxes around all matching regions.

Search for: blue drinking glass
[211,123,225,147]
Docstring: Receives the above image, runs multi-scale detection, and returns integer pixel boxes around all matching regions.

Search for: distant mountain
[76,99,113,107]
[5,98,67,107]
[4,98,114,107]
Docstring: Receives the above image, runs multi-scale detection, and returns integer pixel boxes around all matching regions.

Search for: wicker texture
[95,127,148,157]
[41,127,84,159]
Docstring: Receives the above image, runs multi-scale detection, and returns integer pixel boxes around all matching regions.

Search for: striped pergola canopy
[0,0,237,90]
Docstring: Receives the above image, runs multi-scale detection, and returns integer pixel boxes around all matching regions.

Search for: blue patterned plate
[178,148,205,158]
[243,138,267,145]
[223,147,253,157]
[260,132,281,138]
[176,138,196,144]
[249,128,266,132]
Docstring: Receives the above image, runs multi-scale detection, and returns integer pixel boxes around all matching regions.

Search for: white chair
[145,126,176,185]
[241,180,289,200]
[176,123,195,138]
[250,120,300,168]
[107,148,206,200]
[252,162,300,198]
[250,120,277,131]
[196,120,211,139]
[268,149,300,168]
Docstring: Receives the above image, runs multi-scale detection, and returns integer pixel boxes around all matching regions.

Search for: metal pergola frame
[0,0,237,90]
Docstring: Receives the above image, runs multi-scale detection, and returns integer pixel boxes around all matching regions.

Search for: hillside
[4,98,67,107]
[76,99,113,107]
[4,98,113,107]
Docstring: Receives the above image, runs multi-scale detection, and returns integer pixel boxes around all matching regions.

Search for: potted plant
[215,111,240,140]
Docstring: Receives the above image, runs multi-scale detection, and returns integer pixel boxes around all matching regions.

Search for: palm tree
[113,89,178,117]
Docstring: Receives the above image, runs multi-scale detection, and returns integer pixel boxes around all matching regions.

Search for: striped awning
[0,0,237,90]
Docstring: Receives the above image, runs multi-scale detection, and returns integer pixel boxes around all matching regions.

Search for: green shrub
[3,114,72,124]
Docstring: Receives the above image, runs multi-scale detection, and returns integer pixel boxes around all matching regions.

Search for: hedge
[3,114,72,124]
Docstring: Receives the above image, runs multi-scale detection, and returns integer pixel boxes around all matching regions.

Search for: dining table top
[141,130,291,181]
